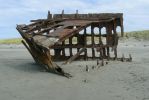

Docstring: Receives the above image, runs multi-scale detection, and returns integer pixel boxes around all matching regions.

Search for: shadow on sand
[6,59,70,78]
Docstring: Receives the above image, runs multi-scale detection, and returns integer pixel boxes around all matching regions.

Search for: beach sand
[0,38,149,100]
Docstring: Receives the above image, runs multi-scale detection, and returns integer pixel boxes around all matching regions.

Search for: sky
[0,0,149,39]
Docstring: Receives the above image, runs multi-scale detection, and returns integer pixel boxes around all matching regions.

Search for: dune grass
[0,30,149,44]
[125,30,149,40]
[0,38,22,44]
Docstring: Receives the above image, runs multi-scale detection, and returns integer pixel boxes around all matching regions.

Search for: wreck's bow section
[16,11,127,77]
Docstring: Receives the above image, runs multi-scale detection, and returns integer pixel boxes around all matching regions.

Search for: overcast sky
[0,0,149,39]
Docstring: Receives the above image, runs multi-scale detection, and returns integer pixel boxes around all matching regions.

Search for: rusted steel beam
[120,17,124,37]
[53,13,123,20]
[69,37,73,56]
[47,11,52,19]
[91,25,95,59]
[21,40,39,64]
[64,48,86,64]
[62,41,66,56]
[84,28,88,60]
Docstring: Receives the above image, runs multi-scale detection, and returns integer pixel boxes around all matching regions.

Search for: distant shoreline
[0,30,149,44]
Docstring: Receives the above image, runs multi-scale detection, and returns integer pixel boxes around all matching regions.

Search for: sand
[0,38,149,100]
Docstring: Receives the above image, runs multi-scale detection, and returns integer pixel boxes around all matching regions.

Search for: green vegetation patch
[0,30,149,44]
[0,38,22,44]
[125,30,149,40]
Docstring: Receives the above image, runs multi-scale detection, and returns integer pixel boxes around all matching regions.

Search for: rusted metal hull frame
[16,11,127,77]
[17,25,72,78]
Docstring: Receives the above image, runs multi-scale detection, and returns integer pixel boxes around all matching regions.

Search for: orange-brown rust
[16,11,128,77]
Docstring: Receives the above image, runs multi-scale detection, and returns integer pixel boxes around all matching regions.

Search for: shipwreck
[16,10,131,78]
